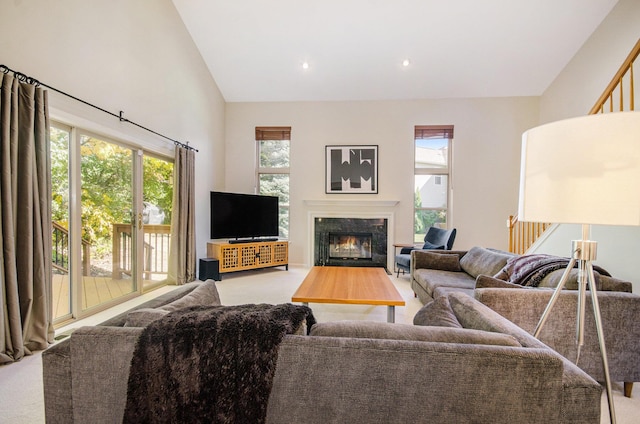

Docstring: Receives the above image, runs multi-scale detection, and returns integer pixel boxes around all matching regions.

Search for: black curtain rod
[0,64,198,152]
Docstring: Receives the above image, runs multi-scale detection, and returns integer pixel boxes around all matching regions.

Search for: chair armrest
[399,246,418,254]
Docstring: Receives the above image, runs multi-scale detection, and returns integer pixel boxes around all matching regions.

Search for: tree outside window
[256,127,290,239]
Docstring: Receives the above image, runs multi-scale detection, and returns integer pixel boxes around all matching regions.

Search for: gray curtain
[0,72,54,364]
[167,145,196,285]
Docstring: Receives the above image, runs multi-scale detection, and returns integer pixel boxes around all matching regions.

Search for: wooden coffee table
[292,266,405,323]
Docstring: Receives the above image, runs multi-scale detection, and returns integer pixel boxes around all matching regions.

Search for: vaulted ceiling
[172,0,618,102]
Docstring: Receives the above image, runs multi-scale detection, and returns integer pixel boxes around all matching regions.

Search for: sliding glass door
[51,123,173,323]
[50,125,72,321]
[79,133,138,312]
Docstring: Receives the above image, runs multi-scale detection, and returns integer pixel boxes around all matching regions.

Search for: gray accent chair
[395,226,456,277]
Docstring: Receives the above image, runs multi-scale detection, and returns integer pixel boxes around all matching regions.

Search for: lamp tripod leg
[532,244,616,423]
[533,257,577,338]
[586,261,616,424]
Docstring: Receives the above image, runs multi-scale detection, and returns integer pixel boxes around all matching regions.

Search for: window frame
[255,127,291,239]
[414,125,454,239]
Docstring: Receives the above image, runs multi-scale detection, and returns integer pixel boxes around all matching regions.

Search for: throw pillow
[418,251,462,272]
[413,296,462,328]
[459,246,513,279]
[309,321,520,347]
[159,280,221,312]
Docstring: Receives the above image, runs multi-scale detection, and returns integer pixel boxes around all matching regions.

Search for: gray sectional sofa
[410,246,640,396]
[42,280,602,423]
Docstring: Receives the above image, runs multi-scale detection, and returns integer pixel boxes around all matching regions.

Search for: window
[256,127,290,239]
[414,125,453,242]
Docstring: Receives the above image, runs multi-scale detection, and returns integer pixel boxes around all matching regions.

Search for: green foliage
[414,189,446,242]
[50,128,70,224]
[143,156,173,222]
[259,140,289,167]
[50,130,174,257]
[259,174,289,238]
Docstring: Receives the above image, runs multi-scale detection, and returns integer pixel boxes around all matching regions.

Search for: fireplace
[328,232,372,260]
[314,217,387,270]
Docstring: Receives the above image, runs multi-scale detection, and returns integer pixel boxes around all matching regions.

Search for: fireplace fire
[329,232,372,260]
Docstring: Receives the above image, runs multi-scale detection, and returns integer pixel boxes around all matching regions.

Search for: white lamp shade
[518,111,640,226]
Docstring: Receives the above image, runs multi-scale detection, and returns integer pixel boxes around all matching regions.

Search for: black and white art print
[325,145,378,194]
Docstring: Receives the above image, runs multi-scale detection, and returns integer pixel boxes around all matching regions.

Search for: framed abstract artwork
[325,145,378,194]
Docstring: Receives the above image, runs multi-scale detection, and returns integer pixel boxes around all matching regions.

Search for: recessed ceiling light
[302,62,310,70]
[402,59,410,67]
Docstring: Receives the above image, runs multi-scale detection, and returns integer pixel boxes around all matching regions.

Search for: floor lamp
[518,111,640,424]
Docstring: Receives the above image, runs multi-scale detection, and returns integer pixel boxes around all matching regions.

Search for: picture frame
[325,145,378,194]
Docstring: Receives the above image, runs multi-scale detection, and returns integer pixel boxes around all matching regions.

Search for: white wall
[0,0,226,261]
[540,0,640,123]
[226,97,539,266]
[535,0,640,291]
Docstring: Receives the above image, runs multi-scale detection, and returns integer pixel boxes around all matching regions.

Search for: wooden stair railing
[507,215,551,255]
[508,38,640,254]
[590,38,639,115]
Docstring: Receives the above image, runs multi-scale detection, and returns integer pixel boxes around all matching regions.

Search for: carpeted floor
[0,264,637,423]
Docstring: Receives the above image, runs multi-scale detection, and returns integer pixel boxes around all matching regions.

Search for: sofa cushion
[309,320,521,347]
[459,246,513,279]
[413,268,476,298]
[413,296,462,328]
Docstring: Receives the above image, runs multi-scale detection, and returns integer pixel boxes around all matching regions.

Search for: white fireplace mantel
[304,199,399,208]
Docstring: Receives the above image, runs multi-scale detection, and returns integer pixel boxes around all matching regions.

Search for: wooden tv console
[206,240,288,278]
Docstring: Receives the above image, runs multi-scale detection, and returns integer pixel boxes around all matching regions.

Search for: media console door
[206,241,288,275]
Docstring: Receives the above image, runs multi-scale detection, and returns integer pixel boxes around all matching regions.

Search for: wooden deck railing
[52,221,91,276]
[112,223,171,280]
[508,38,640,253]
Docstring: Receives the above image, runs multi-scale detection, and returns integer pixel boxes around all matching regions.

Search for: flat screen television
[210,191,279,241]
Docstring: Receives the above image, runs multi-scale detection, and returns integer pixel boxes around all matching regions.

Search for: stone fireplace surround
[315,217,387,268]
[305,200,397,271]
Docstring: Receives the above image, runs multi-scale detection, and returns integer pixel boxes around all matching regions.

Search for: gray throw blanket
[498,254,610,287]
[123,303,315,424]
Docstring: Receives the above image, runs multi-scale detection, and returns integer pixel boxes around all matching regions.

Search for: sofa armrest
[475,274,536,289]
[474,288,640,383]
[70,326,144,423]
[42,341,73,424]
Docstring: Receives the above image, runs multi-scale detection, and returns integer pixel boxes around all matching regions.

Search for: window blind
[414,125,454,140]
[255,126,291,141]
